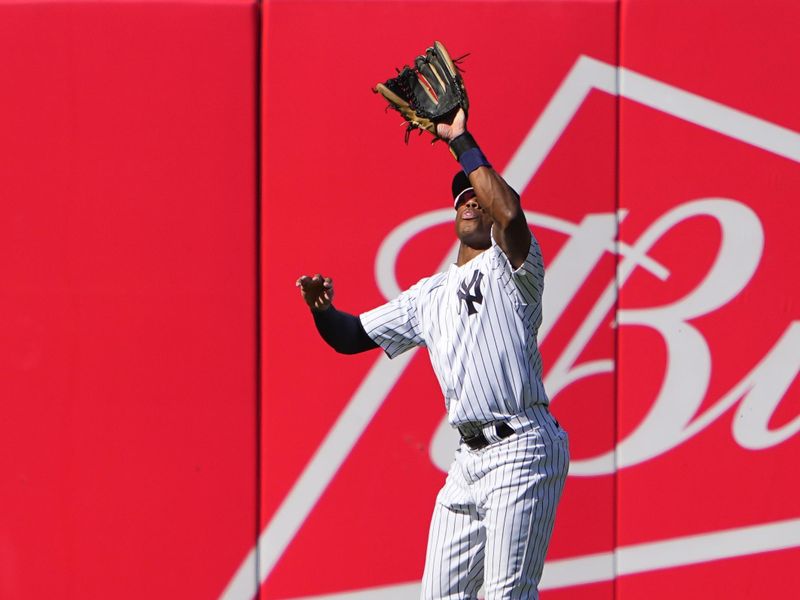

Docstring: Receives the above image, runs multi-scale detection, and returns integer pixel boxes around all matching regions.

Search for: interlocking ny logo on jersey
[457,271,484,315]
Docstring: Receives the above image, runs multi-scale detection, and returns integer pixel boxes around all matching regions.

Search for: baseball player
[296,103,569,598]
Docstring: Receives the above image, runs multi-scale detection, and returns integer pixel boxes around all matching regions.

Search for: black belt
[459,422,515,450]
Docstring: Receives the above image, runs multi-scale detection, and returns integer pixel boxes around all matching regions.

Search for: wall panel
[0,2,259,598]
[617,0,800,597]
[258,1,618,598]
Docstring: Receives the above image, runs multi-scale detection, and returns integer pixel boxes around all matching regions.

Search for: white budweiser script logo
[220,55,800,600]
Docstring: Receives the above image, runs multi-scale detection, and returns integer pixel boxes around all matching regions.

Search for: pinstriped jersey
[360,232,548,427]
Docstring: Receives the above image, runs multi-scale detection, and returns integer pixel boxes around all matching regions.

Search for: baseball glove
[374,41,469,142]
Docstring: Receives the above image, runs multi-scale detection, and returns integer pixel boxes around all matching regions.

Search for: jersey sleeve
[359,280,427,359]
[490,229,545,306]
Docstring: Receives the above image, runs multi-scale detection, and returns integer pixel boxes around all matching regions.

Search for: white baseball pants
[420,417,569,599]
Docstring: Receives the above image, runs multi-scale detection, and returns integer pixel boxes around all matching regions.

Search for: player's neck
[456,244,488,267]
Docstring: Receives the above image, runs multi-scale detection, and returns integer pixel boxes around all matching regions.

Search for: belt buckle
[460,422,515,450]
[461,431,488,450]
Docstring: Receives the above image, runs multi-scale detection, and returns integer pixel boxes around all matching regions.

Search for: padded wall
[257,2,618,599]
[616,1,800,598]
[2,1,798,600]
[0,2,259,598]
[252,1,799,600]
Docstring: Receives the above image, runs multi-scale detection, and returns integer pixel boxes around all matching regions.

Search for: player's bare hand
[295,274,334,311]
[435,107,467,143]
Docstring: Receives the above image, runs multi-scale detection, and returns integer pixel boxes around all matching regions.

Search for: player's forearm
[450,132,531,267]
[312,306,378,354]
[467,166,524,230]
[449,132,521,228]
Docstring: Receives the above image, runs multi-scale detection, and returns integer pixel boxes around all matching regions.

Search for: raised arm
[437,109,531,269]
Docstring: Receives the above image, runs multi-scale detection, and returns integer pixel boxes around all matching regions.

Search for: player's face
[455,192,493,249]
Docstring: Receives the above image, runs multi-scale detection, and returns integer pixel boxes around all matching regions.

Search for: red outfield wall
[0,1,259,598]
[256,1,799,600]
[258,1,619,599]
[1,1,798,599]
[616,1,800,597]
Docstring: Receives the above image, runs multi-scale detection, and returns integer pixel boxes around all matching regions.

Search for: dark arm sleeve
[312,306,379,354]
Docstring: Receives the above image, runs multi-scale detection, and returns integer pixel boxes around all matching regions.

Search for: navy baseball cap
[451,171,474,209]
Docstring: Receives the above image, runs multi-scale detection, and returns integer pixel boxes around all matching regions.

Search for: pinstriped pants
[420,419,569,600]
